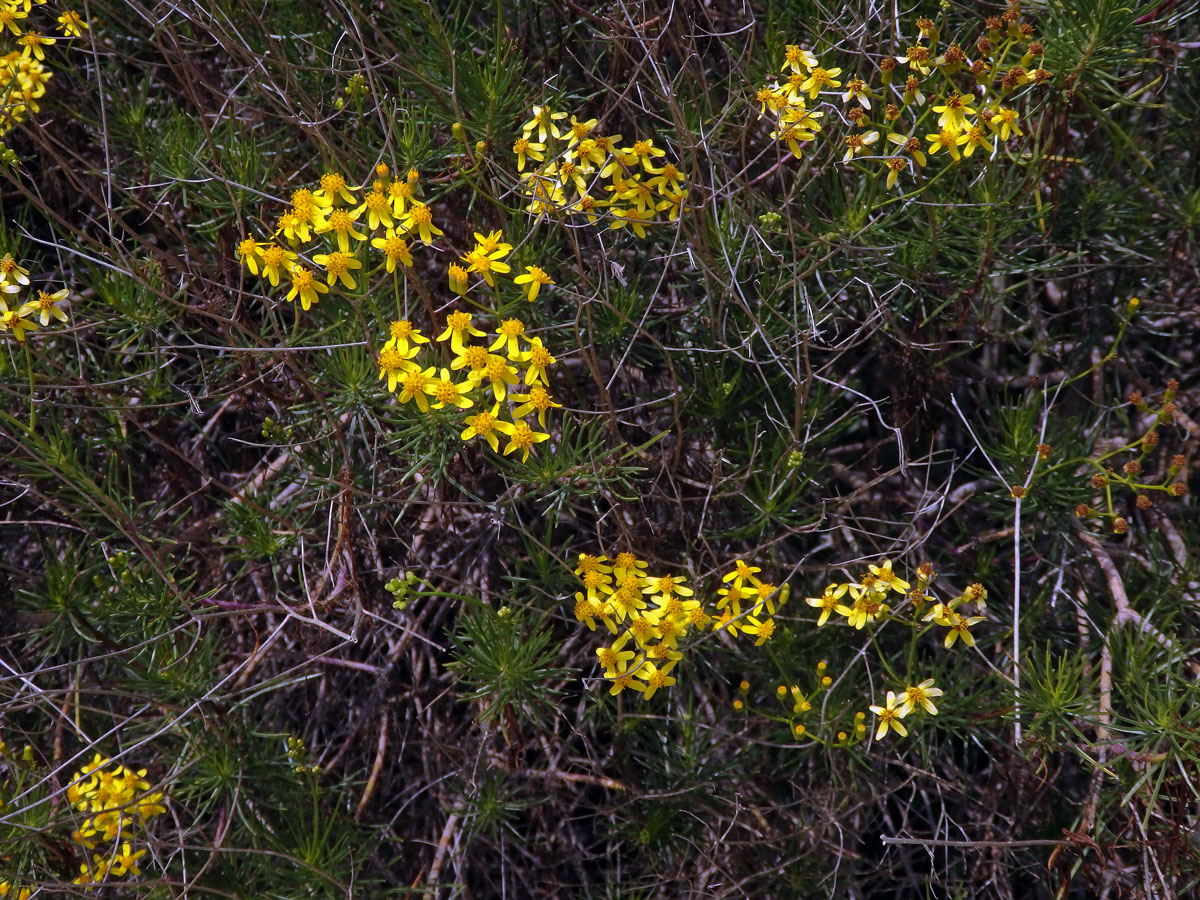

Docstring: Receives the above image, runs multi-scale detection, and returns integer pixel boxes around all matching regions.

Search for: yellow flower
[493,418,550,462]
[608,206,649,237]
[0,4,27,37]
[436,310,486,354]
[989,107,1023,140]
[355,187,395,230]
[960,123,994,158]
[314,171,357,208]
[886,133,927,167]
[312,251,362,289]
[463,247,510,287]
[0,253,31,286]
[841,77,873,109]
[315,207,367,253]
[18,31,55,61]
[932,93,977,133]
[741,615,776,646]
[869,691,908,739]
[285,265,328,310]
[427,367,474,410]
[473,229,513,258]
[371,228,413,272]
[376,346,414,393]
[516,336,556,385]
[799,65,842,99]
[384,319,429,355]
[489,318,527,357]
[462,402,504,452]
[942,613,985,648]
[402,202,443,244]
[806,585,854,628]
[19,288,69,325]
[258,243,296,286]
[566,114,597,145]
[57,10,88,38]
[388,178,415,216]
[842,130,879,163]
[782,44,817,75]
[642,574,693,599]
[522,104,567,142]
[633,659,677,700]
[510,385,561,429]
[898,679,943,716]
[867,559,910,594]
[596,630,640,678]
[397,365,437,412]
[109,842,146,877]
[478,353,520,401]
[513,265,554,302]
[0,301,37,341]
[926,128,966,161]
[236,236,265,274]
[448,263,469,296]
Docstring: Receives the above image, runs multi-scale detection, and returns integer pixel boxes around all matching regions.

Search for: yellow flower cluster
[238,167,556,309]
[515,105,688,236]
[236,165,438,311]
[804,561,987,649]
[0,2,87,152]
[377,312,561,462]
[575,555,787,701]
[66,753,166,887]
[450,227,556,303]
[0,252,69,341]
[756,3,1050,189]
[713,559,785,645]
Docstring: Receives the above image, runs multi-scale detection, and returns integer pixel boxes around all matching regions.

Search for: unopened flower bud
[1169,454,1185,472]
[1123,460,1141,476]
[1037,443,1051,459]
[1010,485,1027,499]
[1075,503,1093,518]
[1168,482,1187,497]
[1113,517,1129,535]
[1135,494,1152,509]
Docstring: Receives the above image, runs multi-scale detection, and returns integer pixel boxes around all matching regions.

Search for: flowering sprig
[0,4,89,161]
[66,753,166,887]
[804,560,988,650]
[573,555,786,701]
[514,105,688,235]
[376,312,560,463]
[0,253,70,342]
[237,165,556,312]
[756,4,1052,191]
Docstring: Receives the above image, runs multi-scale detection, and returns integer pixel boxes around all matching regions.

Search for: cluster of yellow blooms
[0,1,87,153]
[575,555,787,701]
[376,312,560,461]
[756,3,1050,189]
[67,753,166,887]
[515,105,688,236]
[237,165,556,310]
[0,252,69,341]
[237,165,441,311]
[804,560,987,650]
